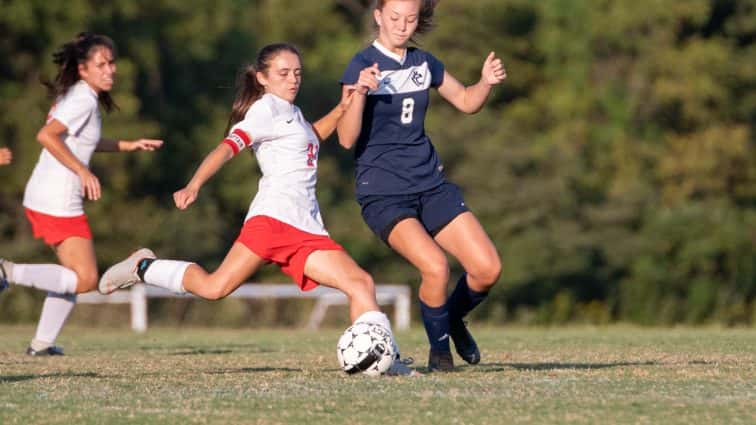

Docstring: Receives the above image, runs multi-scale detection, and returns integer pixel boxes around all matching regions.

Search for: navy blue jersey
[341,42,446,195]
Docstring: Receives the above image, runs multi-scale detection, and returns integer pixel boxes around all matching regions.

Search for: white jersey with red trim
[23,80,101,217]
[223,93,326,236]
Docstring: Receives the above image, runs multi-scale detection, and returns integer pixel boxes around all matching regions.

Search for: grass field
[0,325,754,424]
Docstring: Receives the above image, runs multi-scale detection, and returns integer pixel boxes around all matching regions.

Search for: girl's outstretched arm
[174,143,234,210]
[336,63,380,149]
[437,51,507,114]
[96,138,164,152]
[0,147,12,165]
[311,87,357,142]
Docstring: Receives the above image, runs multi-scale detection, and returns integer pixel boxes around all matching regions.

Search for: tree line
[1,0,754,325]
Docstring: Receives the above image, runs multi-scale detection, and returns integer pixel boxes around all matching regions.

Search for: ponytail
[417,0,438,35]
[224,65,264,135]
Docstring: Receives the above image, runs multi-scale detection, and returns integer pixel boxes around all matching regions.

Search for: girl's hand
[78,168,101,201]
[123,139,164,152]
[481,51,506,86]
[355,63,381,94]
[339,85,360,110]
[173,186,198,210]
[0,147,12,165]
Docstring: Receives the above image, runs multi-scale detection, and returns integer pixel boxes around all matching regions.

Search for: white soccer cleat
[98,248,156,294]
[386,357,422,377]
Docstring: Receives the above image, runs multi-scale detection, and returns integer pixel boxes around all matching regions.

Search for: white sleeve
[50,93,97,135]
[222,100,275,155]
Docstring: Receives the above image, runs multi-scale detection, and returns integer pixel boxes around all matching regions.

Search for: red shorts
[25,208,92,246]
[236,215,344,291]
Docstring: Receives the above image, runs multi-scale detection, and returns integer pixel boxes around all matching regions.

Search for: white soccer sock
[354,310,400,358]
[9,263,78,294]
[143,260,192,294]
[32,292,77,348]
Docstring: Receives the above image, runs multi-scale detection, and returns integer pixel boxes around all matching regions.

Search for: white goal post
[77,284,411,332]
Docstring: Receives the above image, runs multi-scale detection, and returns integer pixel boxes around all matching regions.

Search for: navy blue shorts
[357,182,469,244]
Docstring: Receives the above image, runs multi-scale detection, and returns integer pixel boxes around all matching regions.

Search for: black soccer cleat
[428,350,454,372]
[26,346,65,356]
[449,319,480,365]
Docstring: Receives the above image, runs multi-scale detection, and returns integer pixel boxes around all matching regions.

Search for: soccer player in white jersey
[337,0,507,371]
[0,147,11,165]
[0,33,163,356]
[99,43,418,376]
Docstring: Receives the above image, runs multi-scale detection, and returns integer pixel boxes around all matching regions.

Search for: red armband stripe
[221,129,252,155]
[231,128,251,146]
[221,139,240,155]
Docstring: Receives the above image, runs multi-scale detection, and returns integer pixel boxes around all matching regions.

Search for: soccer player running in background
[0,147,12,165]
[99,43,417,376]
[337,0,507,371]
[0,32,163,356]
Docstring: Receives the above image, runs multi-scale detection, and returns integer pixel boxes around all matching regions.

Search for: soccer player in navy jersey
[100,43,418,376]
[337,0,507,371]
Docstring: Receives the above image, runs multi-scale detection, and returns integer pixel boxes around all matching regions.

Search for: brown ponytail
[225,65,264,135]
[224,43,301,135]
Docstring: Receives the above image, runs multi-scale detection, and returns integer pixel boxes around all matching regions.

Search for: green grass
[1,325,754,424]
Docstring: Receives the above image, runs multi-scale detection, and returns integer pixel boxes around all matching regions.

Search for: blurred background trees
[1,0,754,326]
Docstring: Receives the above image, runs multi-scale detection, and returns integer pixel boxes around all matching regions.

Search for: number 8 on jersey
[401,97,415,125]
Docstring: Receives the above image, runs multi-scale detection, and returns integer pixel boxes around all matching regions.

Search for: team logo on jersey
[411,70,425,87]
[370,64,430,95]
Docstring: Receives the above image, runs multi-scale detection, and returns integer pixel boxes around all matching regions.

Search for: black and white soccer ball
[336,322,395,376]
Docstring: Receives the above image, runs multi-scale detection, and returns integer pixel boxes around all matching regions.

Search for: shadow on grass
[205,367,303,374]
[0,371,99,383]
[469,361,659,372]
[168,349,235,356]
[138,343,275,355]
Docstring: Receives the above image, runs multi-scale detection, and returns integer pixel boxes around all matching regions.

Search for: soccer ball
[336,322,395,376]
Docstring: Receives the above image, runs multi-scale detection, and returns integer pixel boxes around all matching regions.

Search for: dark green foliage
[0,0,754,325]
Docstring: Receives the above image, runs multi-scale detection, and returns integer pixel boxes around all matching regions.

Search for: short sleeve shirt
[340,41,446,196]
[224,93,327,236]
[23,80,101,216]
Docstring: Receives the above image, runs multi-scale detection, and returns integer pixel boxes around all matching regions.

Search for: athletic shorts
[24,208,93,246]
[235,215,344,291]
[357,181,469,244]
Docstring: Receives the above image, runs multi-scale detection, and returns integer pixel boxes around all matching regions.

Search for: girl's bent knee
[420,260,449,286]
[352,273,375,297]
[76,272,99,293]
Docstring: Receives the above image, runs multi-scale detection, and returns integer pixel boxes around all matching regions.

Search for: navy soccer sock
[420,300,451,353]
[447,273,489,322]
[136,258,155,281]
